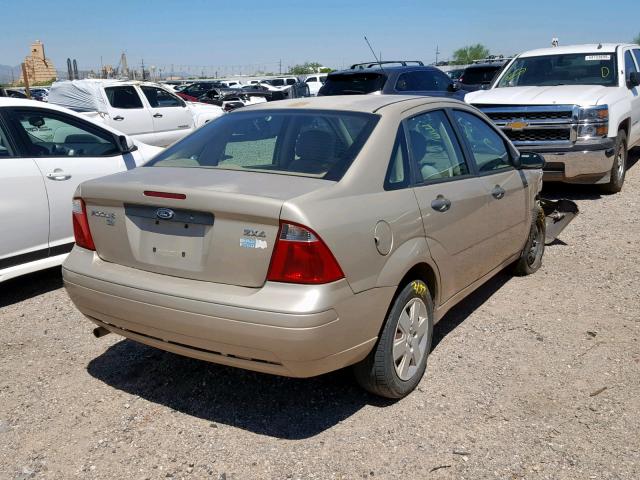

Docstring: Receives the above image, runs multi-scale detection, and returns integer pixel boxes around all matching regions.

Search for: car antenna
[364,35,387,75]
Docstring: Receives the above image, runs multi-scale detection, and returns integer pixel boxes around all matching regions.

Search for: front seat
[290,130,335,174]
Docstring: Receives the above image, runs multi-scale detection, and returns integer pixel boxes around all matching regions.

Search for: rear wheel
[600,131,627,194]
[513,205,545,276]
[353,280,434,399]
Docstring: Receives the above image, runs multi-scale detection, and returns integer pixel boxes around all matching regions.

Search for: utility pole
[141,59,146,80]
[279,59,282,75]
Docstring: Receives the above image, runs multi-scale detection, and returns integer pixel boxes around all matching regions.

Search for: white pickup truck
[466,44,640,193]
[49,80,224,147]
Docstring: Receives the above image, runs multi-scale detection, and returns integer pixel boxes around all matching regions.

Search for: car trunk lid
[79,167,331,287]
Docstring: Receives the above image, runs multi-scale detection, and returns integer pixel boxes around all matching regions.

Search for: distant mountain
[0,64,20,84]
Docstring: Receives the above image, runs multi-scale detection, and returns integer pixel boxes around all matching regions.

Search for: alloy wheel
[393,297,430,381]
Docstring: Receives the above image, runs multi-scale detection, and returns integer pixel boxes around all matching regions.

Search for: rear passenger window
[452,110,511,173]
[406,110,469,182]
[105,86,143,109]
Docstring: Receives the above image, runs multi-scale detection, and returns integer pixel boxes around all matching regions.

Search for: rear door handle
[431,195,451,212]
[46,169,71,181]
[153,113,163,118]
[491,186,506,199]
[113,115,124,121]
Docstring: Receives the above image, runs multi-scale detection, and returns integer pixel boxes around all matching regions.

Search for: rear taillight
[72,198,95,251]
[267,222,344,284]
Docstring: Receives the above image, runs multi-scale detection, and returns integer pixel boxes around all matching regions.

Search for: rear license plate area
[124,204,214,271]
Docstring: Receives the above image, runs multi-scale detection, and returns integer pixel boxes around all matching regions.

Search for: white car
[305,74,327,95]
[49,80,224,147]
[0,98,162,282]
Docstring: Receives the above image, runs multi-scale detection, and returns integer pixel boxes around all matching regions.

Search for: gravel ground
[1,150,639,480]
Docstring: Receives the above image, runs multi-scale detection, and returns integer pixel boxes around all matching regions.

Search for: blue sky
[1,0,638,74]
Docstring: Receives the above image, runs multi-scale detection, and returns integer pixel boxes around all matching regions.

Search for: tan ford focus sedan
[63,95,547,399]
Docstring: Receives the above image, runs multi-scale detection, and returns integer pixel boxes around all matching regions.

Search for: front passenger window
[141,86,183,108]
[13,110,120,157]
[452,110,512,173]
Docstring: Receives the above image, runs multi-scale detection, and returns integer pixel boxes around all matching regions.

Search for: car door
[8,107,130,251]
[406,108,494,303]
[0,111,50,268]
[139,85,193,146]
[626,49,640,146]
[451,109,529,268]
[102,85,155,143]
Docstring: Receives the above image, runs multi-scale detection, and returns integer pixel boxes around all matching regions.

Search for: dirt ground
[1,150,639,480]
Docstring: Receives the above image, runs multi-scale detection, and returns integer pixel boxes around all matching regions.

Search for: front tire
[600,131,627,194]
[513,205,545,276]
[353,281,434,399]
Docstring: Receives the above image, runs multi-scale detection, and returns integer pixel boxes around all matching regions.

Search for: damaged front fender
[540,198,579,244]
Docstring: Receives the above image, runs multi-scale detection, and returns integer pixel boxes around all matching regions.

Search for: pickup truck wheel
[600,131,627,194]
[513,205,545,276]
[353,280,433,399]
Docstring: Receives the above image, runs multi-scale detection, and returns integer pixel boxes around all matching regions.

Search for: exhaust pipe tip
[93,326,111,338]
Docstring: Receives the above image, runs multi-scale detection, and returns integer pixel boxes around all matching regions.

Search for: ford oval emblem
[156,208,175,220]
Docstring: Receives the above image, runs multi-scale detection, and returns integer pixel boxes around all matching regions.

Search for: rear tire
[600,131,627,194]
[353,280,434,399]
[513,205,545,276]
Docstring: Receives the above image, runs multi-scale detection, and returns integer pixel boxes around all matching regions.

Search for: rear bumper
[62,248,393,378]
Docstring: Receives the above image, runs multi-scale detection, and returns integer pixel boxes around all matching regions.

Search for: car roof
[328,65,444,76]
[519,43,633,57]
[238,94,465,114]
[464,63,505,69]
[0,97,70,109]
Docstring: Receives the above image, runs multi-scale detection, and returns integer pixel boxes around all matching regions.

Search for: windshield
[497,53,618,87]
[462,66,502,84]
[146,110,379,180]
[319,73,386,95]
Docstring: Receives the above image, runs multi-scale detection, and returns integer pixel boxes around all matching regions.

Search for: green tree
[634,33,640,45]
[289,62,324,75]
[451,44,490,65]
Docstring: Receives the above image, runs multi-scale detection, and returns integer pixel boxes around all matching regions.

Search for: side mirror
[447,82,461,92]
[118,135,138,154]
[628,71,640,88]
[518,151,545,169]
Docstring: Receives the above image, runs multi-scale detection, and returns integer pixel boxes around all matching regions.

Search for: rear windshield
[496,53,618,87]
[462,66,502,84]
[319,73,387,95]
[146,110,379,180]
